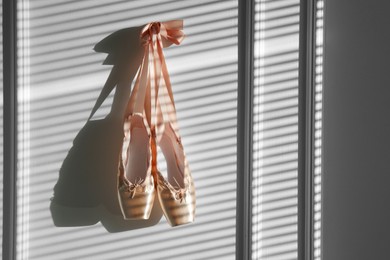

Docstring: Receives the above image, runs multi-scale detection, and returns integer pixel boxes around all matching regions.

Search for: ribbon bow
[127,178,144,199]
[141,20,185,47]
[174,189,187,203]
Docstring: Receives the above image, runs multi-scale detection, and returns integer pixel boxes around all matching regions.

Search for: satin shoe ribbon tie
[126,20,185,131]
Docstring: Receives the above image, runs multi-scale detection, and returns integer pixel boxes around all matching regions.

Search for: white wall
[16,1,238,259]
[322,1,390,259]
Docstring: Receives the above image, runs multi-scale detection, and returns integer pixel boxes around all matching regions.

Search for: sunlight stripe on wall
[253,0,300,259]
[313,1,324,259]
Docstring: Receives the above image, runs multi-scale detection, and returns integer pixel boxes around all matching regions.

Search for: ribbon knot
[141,22,161,46]
[140,20,185,47]
[150,22,161,34]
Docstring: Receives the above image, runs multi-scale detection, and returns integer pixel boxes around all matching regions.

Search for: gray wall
[322,1,390,259]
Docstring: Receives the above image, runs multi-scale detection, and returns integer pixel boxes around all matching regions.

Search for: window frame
[2,0,319,259]
[3,0,18,259]
[235,0,319,259]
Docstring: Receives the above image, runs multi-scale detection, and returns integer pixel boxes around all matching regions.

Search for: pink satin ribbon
[126,20,185,130]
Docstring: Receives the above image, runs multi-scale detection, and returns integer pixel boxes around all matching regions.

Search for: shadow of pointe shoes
[51,116,124,227]
[94,26,144,67]
[50,24,163,232]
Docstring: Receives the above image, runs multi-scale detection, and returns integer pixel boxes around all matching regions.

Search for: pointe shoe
[154,122,196,227]
[116,25,153,220]
[117,113,155,219]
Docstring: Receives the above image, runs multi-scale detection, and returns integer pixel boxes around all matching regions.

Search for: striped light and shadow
[313,1,324,259]
[252,0,300,259]
[16,0,238,259]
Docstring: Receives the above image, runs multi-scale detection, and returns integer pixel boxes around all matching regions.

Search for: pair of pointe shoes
[117,20,195,227]
[118,112,195,227]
